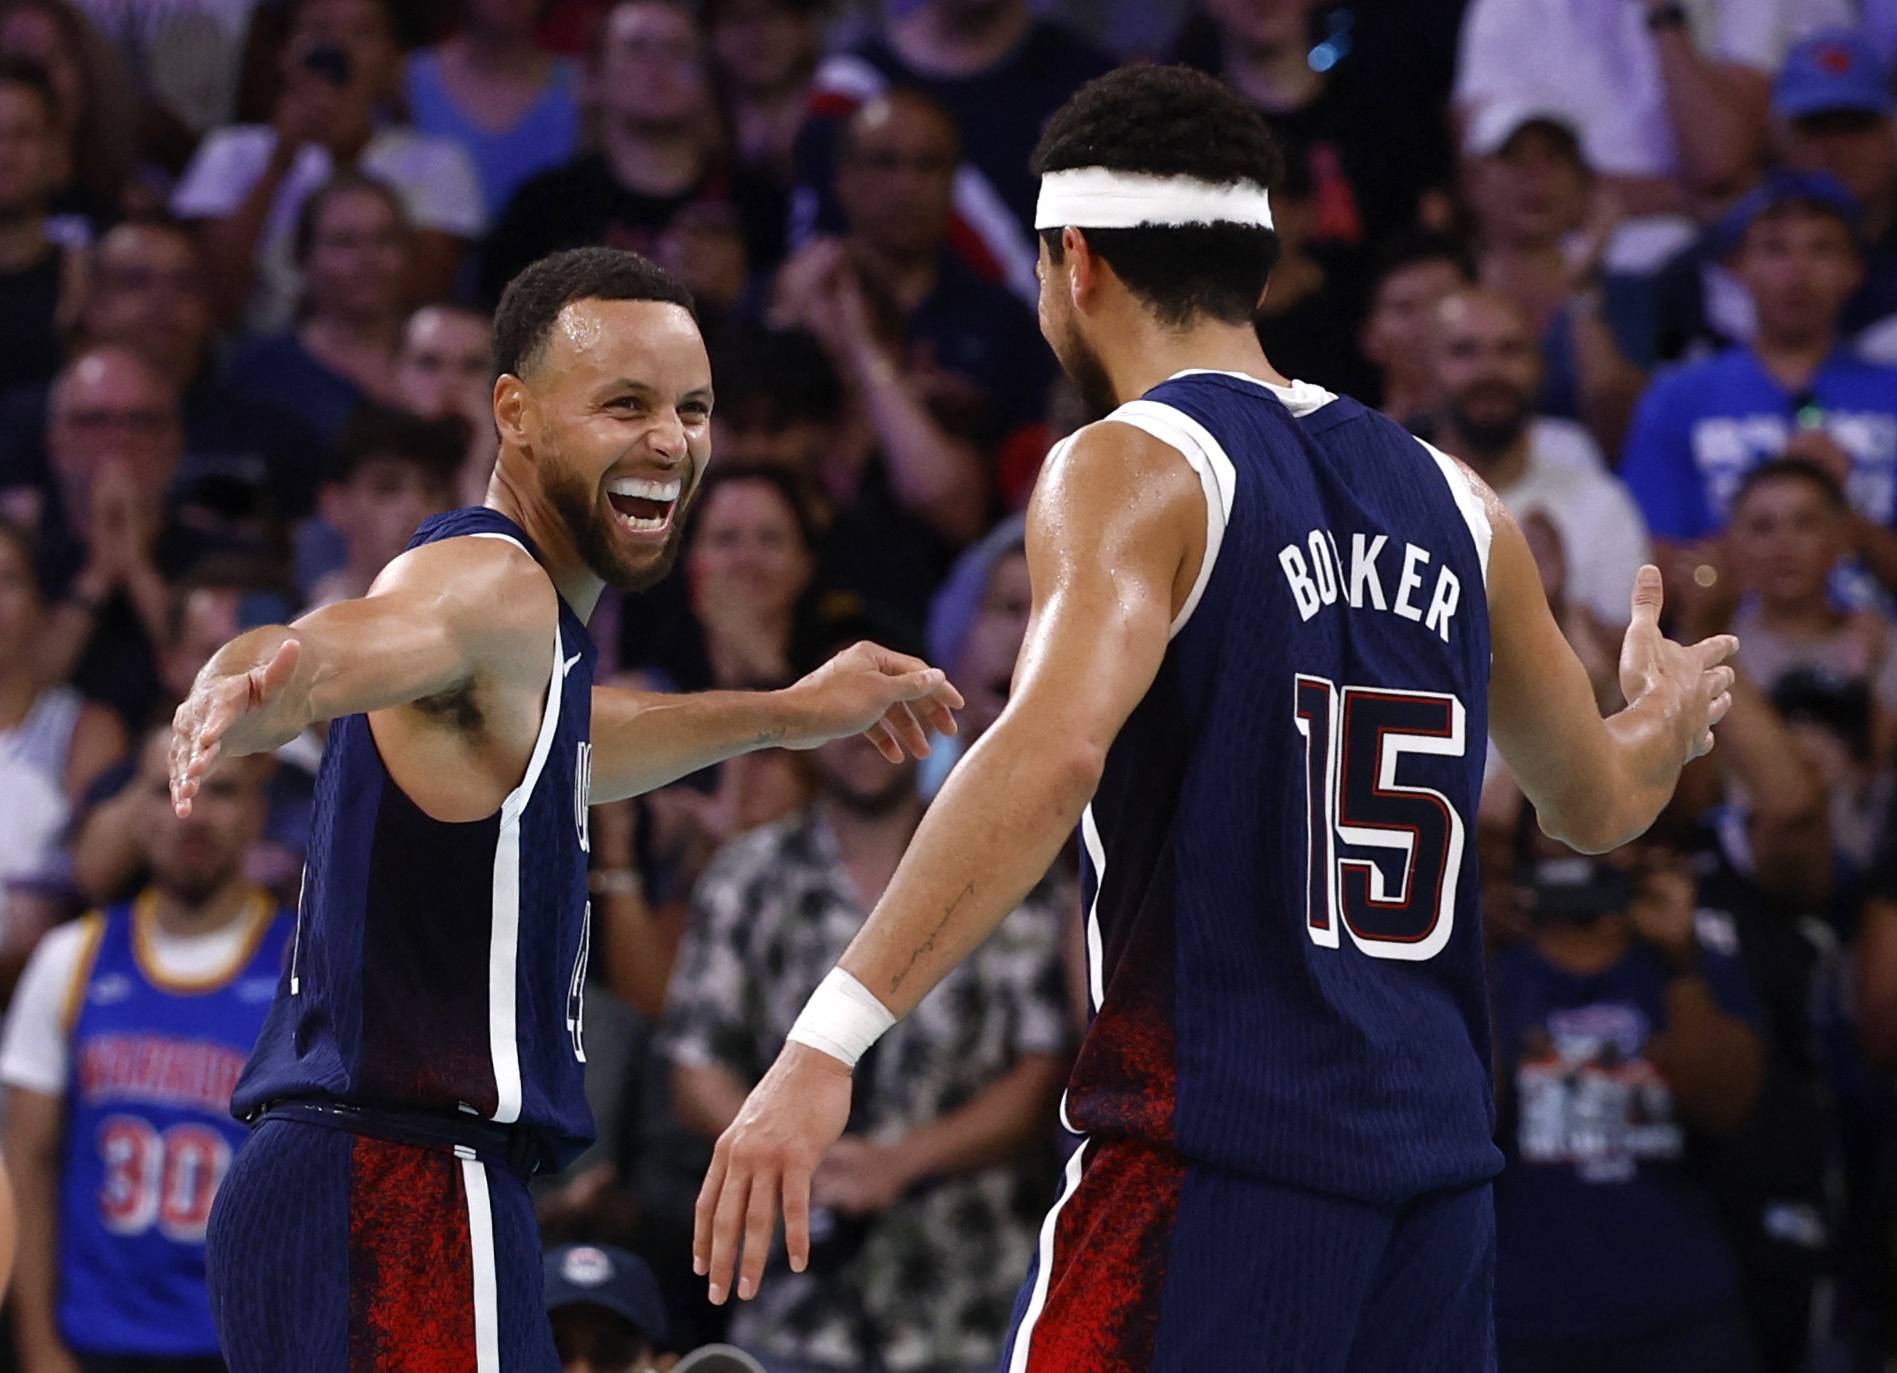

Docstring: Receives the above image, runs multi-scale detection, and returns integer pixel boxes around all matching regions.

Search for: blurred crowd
[0,0,1893,1370]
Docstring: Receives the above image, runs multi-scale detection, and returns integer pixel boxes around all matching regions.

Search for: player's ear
[1063,226,1094,309]
[492,373,530,450]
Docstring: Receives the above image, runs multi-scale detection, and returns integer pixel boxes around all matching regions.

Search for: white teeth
[608,477,681,501]
[619,511,666,532]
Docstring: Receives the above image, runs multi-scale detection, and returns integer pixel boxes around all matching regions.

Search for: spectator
[221,172,411,452]
[1173,0,1453,267]
[1,725,290,1373]
[922,513,1028,783]
[1455,0,1795,223]
[1462,109,1650,451]
[71,218,324,518]
[1722,460,1897,760]
[1775,31,1897,358]
[36,347,193,730]
[792,0,1113,302]
[306,405,462,608]
[171,0,483,333]
[1429,287,1652,629]
[0,0,133,236]
[708,0,824,191]
[72,0,260,145]
[660,620,1069,1373]
[770,93,1045,547]
[1252,153,1379,403]
[393,301,497,504]
[0,57,75,393]
[1359,233,1471,429]
[545,1242,670,1373]
[479,0,783,317]
[405,0,583,220]
[1492,849,1767,1373]
[1621,173,1897,597]
[1648,28,1897,367]
[0,518,124,959]
[71,559,304,907]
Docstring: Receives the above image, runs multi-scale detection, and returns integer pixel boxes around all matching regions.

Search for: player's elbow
[1534,796,1641,856]
[1045,740,1107,811]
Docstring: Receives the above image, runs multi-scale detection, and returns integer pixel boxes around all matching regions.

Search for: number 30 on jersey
[1293,675,1467,962]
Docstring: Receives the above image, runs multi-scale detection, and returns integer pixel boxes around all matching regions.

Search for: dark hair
[710,326,843,426]
[1031,64,1284,326]
[1372,232,1474,294]
[0,54,57,124]
[293,170,408,264]
[688,463,823,554]
[335,404,465,485]
[1732,457,1848,514]
[492,247,695,380]
[0,516,44,599]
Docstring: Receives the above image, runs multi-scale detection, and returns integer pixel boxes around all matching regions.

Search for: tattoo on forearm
[752,725,788,747]
[889,881,976,996]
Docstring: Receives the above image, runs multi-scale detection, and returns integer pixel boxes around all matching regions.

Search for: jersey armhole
[1418,439,1494,589]
[58,912,106,1036]
[1103,400,1237,637]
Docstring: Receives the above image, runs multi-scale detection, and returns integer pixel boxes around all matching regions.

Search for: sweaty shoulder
[1032,416,1210,624]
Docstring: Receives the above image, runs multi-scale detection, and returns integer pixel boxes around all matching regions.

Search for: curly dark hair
[1032,64,1284,326]
[492,247,695,380]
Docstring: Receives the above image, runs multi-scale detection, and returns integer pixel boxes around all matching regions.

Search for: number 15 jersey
[1061,370,1504,1204]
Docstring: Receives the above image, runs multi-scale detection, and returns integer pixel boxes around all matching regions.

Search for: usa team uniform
[206,509,598,1371]
[60,892,290,1365]
[1000,371,1503,1372]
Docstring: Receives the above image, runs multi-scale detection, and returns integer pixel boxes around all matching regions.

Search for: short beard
[545,463,688,593]
[1054,320,1119,420]
[1446,388,1531,459]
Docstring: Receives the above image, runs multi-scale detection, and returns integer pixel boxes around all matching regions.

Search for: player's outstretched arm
[1486,490,1736,853]
[587,641,964,804]
[169,538,552,816]
[692,419,1199,1306]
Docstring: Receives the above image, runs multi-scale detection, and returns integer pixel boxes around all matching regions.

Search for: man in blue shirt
[1622,173,1897,597]
[1492,850,1766,1373]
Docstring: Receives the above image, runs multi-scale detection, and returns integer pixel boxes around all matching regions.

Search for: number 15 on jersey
[1293,675,1468,963]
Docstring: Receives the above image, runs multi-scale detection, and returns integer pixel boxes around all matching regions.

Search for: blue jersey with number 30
[1062,370,1503,1204]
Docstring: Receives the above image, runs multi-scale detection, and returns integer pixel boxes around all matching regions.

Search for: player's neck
[149,877,255,939]
[1103,317,1289,406]
[485,462,606,619]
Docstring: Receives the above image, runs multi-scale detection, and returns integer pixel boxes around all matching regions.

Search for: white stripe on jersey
[1006,1138,1091,1373]
[1079,805,1107,1012]
[1101,399,1238,637]
[488,622,568,1124]
[461,1155,501,1372]
[1418,440,1495,587]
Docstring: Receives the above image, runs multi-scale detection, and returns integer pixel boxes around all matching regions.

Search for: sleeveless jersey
[59,891,290,1356]
[1061,371,1504,1204]
[233,508,600,1169]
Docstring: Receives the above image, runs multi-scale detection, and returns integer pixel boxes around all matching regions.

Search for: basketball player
[694,68,1737,1370]
[167,248,962,1369]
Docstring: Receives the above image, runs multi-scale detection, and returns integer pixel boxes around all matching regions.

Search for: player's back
[231,507,599,1171]
[1063,369,1503,1204]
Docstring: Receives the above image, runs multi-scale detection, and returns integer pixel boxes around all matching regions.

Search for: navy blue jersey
[234,509,600,1169]
[60,892,290,1357]
[1061,371,1503,1204]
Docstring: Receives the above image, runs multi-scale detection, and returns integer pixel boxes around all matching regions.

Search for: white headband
[1034,167,1275,231]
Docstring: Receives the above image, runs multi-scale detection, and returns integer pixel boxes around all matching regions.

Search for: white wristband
[787,968,896,1070]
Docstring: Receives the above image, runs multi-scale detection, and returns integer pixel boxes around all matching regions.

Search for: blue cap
[1716,168,1863,254]
[1775,30,1894,119]
[543,1244,669,1345]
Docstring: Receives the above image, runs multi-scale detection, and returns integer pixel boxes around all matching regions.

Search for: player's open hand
[780,640,964,763]
[694,1043,853,1306]
[169,636,302,816]
[1618,565,1738,763]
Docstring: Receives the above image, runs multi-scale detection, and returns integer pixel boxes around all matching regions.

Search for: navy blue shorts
[999,1138,1496,1372]
[205,1116,558,1371]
